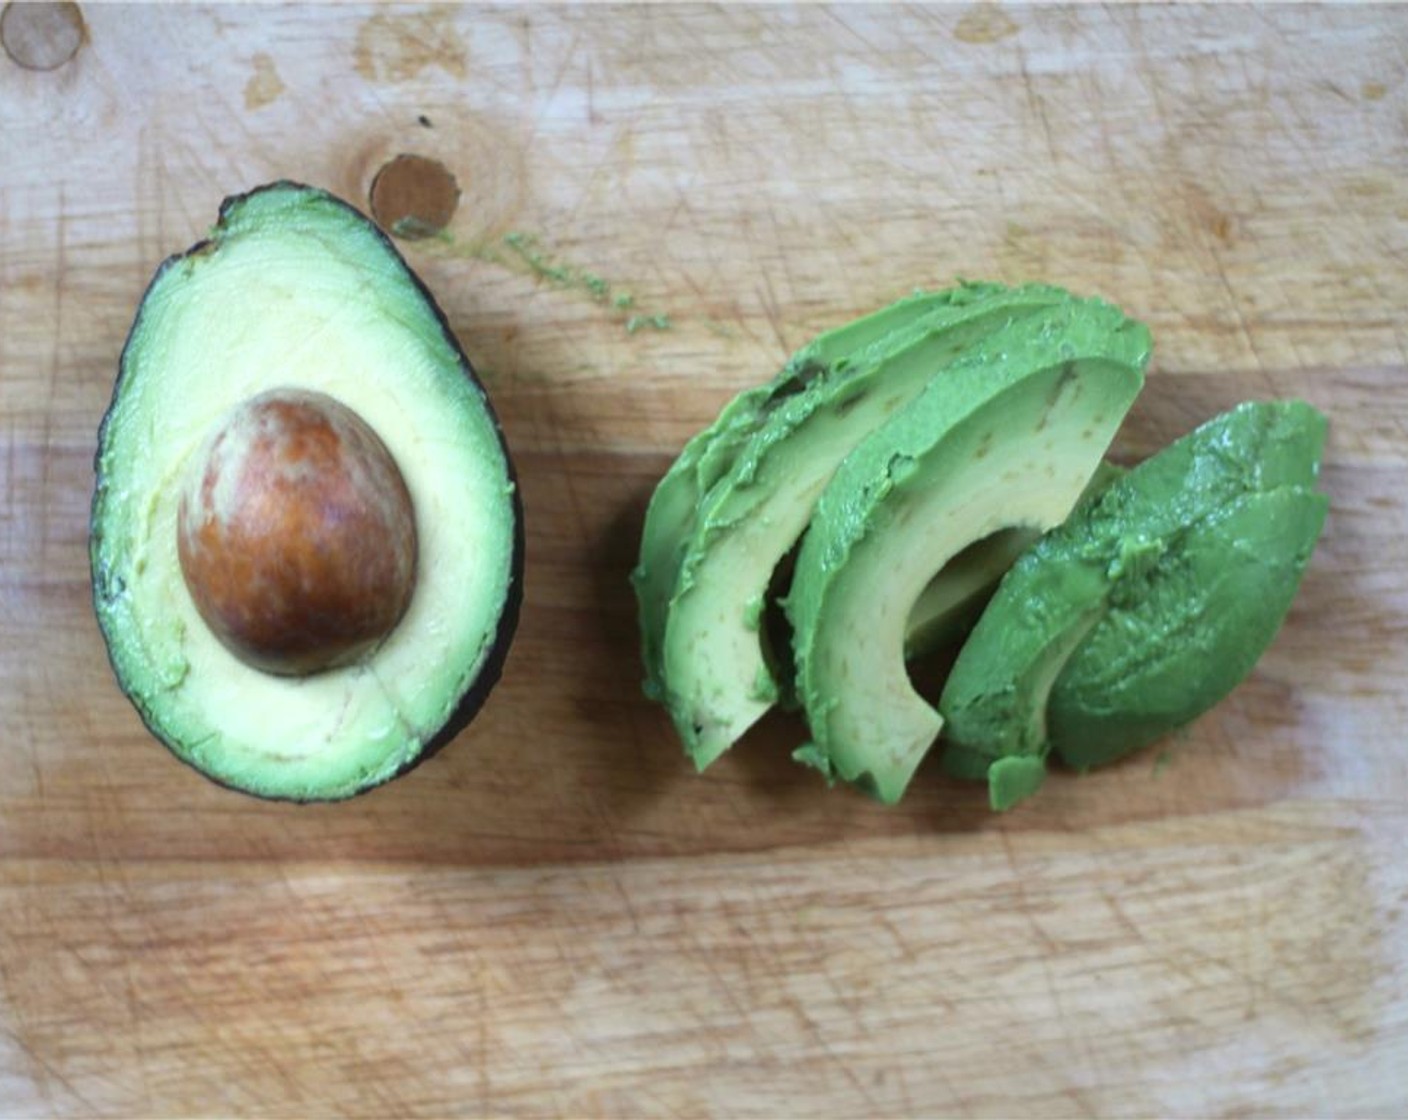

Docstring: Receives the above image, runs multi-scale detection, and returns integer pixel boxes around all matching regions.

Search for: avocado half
[91,182,523,801]
[939,400,1327,809]
[787,298,1151,803]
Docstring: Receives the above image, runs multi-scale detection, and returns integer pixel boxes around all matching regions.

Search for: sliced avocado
[657,282,1081,769]
[903,461,1126,659]
[788,299,1151,803]
[1050,486,1326,769]
[903,528,1039,661]
[939,400,1327,808]
[91,182,523,801]
[1048,406,1328,771]
[633,387,775,705]
[632,286,994,701]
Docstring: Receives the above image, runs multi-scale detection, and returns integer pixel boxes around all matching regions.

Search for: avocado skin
[90,181,524,802]
[939,400,1327,806]
[1047,406,1326,771]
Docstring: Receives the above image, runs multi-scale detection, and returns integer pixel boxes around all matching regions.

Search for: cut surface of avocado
[91,182,522,801]
[788,299,1151,804]
[902,527,1040,661]
[903,461,1125,660]
[656,282,1081,769]
[631,286,993,702]
[940,400,1327,807]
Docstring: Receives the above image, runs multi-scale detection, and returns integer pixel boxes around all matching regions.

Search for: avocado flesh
[939,400,1327,808]
[91,183,520,801]
[902,527,1039,660]
[632,286,994,702]
[788,301,1151,804]
[660,283,1080,769]
[903,462,1125,659]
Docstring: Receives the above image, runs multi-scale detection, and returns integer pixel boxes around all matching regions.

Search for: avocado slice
[787,299,1151,803]
[657,282,1082,769]
[91,182,523,801]
[1049,404,1327,770]
[1051,486,1326,769]
[902,461,1126,659]
[940,400,1327,808]
[632,286,991,702]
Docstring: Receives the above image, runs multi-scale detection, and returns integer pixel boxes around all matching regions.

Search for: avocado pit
[177,387,418,676]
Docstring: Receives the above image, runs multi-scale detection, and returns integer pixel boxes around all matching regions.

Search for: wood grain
[2,3,1406,1115]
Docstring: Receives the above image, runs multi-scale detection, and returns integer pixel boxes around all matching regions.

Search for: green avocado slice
[788,299,1151,803]
[1048,411,1328,771]
[658,282,1082,769]
[1050,486,1326,769]
[90,183,522,801]
[631,285,1003,702]
[903,461,1126,659]
[939,400,1327,809]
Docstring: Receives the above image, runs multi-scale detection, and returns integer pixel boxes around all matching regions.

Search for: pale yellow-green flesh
[664,387,913,767]
[902,463,1124,658]
[903,527,1037,658]
[812,362,1127,802]
[95,201,513,799]
[664,297,1077,768]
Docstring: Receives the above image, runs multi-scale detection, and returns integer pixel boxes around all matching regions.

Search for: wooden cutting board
[2,3,1405,1115]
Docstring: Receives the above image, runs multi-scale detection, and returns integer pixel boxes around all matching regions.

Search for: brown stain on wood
[353,9,467,83]
[340,113,526,253]
[1,0,84,71]
[368,154,460,239]
[243,52,284,111]
[1179,181,1239,249]
[954,3,1019,45]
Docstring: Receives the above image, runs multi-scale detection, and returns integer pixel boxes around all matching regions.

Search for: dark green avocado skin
[1046,404,1325,771]
[940,400,1327,807]
[90,181,524,802]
